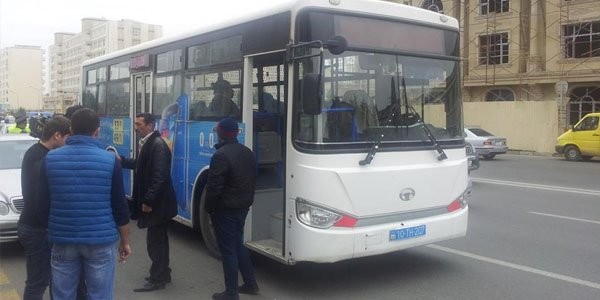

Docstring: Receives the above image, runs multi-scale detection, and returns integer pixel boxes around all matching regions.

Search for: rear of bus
[284,0,468,263]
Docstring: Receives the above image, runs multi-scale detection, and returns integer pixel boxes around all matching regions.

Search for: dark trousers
[147,222,171,283]
[17,223,52,300]
[211,209,257,296]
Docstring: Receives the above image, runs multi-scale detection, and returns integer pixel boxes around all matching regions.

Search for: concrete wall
[463,101,559,154]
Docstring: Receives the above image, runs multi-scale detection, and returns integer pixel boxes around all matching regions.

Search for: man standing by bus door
[205,118,259,300]
[121,113,178,292]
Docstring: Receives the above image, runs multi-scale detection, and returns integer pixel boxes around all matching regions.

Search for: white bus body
[81,0,468,265]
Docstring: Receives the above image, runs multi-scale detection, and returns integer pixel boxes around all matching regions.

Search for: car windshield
[468,128,494,136]
[0,140,37,170]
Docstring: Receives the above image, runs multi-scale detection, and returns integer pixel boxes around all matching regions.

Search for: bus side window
[191,100,209,120]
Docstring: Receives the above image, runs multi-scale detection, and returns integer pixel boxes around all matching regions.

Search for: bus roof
[82,0,458,67]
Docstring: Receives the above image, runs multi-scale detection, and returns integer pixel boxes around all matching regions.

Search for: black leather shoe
[144,276,171,283]
[133,282,166,292]
[212,291,239,300]
[238,283,259,295]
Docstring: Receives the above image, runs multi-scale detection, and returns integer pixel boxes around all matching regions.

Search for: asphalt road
[1,154,599,299]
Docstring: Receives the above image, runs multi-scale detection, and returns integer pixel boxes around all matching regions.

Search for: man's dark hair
[41,116,71,141]
[65,104,85,119]
[71,108,100,136]
[136,113,155,127]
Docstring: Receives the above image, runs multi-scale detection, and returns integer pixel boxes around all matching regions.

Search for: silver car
[464,127,508,160]
[0,134,38,243]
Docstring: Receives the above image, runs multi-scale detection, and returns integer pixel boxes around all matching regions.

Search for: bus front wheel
[199,188,221,258]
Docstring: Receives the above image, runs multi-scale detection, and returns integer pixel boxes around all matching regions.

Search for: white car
[0,134,38,243]
[464,127,508,160]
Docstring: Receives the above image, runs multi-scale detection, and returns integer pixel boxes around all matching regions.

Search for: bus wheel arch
[192,170,221,258]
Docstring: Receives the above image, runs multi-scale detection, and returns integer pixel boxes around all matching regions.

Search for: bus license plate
[389,225,426,241]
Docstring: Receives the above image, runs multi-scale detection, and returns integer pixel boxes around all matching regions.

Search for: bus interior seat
[255,131,282,189]
[256,131,281,165]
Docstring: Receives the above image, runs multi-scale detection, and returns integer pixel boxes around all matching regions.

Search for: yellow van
[555,112,600,161]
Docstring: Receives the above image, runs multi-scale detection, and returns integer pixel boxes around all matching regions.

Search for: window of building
[420,0,444,14]
[132,28,140,36]
[485,88,515,101]
[480,0,509,15]
[568,86,600,125]
[563,21,600,58]
[479,33,509,64]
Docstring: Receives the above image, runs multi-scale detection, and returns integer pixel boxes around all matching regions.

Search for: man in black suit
[121,113,177,292]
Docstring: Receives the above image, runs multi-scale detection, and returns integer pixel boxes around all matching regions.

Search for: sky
[0,0,282,49]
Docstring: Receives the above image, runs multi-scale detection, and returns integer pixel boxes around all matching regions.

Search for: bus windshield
[292,13,462,152]
[293,50,462,151]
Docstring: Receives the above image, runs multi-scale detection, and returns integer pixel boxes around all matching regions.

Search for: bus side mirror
[302,73,322,115]
[326,35,347,55]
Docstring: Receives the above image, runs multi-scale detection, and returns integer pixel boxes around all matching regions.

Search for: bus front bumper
[287,206,468,263]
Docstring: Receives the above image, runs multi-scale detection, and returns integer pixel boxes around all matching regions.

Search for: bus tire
[199,188,221,259]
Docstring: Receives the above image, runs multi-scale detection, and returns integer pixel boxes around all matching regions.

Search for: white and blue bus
[81,0,468,264]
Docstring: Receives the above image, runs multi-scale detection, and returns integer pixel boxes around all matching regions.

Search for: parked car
[0,134,38,243]
[464,127,508,160]
[466,142,479,172]
[555,112,600,161]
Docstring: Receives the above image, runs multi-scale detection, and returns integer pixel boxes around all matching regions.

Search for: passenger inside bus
[208,78,240,117]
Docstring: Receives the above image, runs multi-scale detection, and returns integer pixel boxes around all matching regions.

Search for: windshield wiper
[401,77,447,161]
[359,134,382,166]
[359,77,401,166]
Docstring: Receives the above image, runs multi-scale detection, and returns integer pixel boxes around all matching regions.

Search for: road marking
[0,268,8,285]
[427,244,600,290]
[472,178,600,196]
[0,290,20,300]
[529,211,600,225]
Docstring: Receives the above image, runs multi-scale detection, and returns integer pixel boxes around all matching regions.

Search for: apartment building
[385,0,600,153]
[0,45,44,111]
[47,18,162,112]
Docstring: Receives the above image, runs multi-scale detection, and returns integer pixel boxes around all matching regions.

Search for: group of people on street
[17,103,259,300]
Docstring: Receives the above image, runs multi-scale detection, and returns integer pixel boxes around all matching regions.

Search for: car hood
[557,129,573,141]
[0,169,22,200]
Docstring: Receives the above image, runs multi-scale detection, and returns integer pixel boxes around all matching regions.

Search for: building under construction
[387,0,600,153]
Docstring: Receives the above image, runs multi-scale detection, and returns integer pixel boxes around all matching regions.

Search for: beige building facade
[386,0,600,153]
[47,18,162,112]
[0,45,44,111]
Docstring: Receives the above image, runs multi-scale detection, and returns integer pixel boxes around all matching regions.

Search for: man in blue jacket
[37,108,131,300]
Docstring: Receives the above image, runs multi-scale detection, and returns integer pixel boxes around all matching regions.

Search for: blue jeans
[211,209,257,296]
[17,223,52,300]
[51,242,116,300]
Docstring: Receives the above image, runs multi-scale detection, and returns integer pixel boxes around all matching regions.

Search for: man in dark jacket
[206,118,259,300]
[121,113,177,292]
[18,116,70,300]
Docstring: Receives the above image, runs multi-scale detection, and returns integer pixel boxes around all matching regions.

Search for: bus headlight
[296,200,342,229]
[0,201,10,216]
